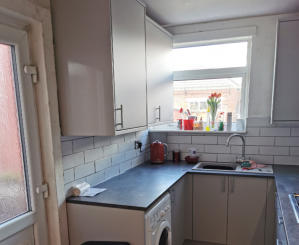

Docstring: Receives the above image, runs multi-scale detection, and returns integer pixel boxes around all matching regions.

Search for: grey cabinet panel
[52,0,147,136]
[111,0,147,130]
[227,176,267,245]
[272,18,299,124]
[146,18,173,125]
[193,174,228,244]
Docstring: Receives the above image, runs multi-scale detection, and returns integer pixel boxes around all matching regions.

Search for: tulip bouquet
[207,92,221,128]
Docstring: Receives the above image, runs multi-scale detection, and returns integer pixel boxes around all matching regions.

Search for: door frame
[0,23,48,244]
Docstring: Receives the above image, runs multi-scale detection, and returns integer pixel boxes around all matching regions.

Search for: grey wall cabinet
[52,0,147,136]
[146,17,173,126]
[272,16,299,125]
[193,175,275,245]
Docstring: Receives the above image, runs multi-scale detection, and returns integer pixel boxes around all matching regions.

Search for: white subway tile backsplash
[73,137,94,153]
[124,133,136,142]
[260,128,290,137]
[168,135,192,144]
[61,141,72,156]
[199,153,217,162]
[217,154,238,163]
[192,136,217,145]
[245,137,274,146]
[74,162,95,179]
[259,146,289,156]
[291,128,299,136]
[103,144,118,156]
[150,132,167,143]
[111,135,125,144]
[205,145,230,154]
[249,155,274,164]
[230,146,259,155]
[125,150,137,161]
[94,136,111,148]
[63,169,74,184]
[95,157,111,172]
[105,165,120,179]
[120,160,132,173]
[218,136,243,145]
[86,171,105,186]
[274,156,299,165]
[246,128,260,136]
[275,137,299,146]
[179,144,205,153]
[290,147,299,156]
[85,148,104,162]
[63,152,84,170]
[111,153,125,165]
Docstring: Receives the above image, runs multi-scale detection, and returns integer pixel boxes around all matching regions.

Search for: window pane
[172,42,248,71]
[0,44,29,224]
[173,78,243,123]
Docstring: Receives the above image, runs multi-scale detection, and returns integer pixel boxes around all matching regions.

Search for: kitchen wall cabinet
[52,0,147,136]
[271,16,299,125]
[193,174,228,244]
[227,176,267,245]
[146,17,173,126]
[193,175,274,245]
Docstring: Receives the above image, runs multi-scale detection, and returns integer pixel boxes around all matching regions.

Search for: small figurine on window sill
[218,112,225,131]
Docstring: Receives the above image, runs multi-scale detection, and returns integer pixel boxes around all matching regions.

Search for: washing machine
[145,193,172,245]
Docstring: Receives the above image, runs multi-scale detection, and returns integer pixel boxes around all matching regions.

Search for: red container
[150,140,168,164]
[184,119,194,130]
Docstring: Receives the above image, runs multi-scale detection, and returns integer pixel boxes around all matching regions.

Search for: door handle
[156,105,161,121]
[115,104,124,128]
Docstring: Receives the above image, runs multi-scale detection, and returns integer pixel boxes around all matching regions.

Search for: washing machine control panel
[145,194,171,230]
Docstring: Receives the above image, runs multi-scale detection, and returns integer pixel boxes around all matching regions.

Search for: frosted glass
[172,42,248,71]
[0,44,29,224]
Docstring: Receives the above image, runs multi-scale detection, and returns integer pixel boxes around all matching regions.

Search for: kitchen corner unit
[52,0,147,136]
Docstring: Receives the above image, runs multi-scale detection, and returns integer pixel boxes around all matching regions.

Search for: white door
[0,24,48,244]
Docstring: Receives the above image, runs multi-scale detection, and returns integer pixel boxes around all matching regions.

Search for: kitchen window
[172,38,251,131]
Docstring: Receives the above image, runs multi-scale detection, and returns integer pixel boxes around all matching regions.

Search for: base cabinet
[227,176,267,245]
[193,174,228,244]
[193,174,274,245]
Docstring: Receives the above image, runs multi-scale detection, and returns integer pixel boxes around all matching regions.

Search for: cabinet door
[146,19,173,125]
[272,18,299,124]
[193,174,228,244]
[227,176,267,245]
[170,177,185,245]
[111,0,147,130]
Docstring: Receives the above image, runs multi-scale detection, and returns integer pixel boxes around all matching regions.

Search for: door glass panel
[0,44,29,224]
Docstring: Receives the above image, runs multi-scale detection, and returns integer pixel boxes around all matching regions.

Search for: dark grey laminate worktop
[274,165,299,245]
[67,161,273,210]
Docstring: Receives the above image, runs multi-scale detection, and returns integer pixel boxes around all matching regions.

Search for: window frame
[173,37,252,125]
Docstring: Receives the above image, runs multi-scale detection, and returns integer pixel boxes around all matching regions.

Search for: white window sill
[148,123,246,134]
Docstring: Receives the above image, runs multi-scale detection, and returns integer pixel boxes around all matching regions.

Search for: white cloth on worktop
[72,182,106,197]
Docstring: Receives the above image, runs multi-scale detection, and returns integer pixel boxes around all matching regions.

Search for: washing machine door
[155,221,172,245]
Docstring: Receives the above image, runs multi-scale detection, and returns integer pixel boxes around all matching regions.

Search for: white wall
[167,15,280,121]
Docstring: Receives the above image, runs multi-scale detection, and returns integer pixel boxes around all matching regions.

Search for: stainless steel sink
[192,162,238,171]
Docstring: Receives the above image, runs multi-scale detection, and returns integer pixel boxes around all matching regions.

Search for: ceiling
[141,0,299,26]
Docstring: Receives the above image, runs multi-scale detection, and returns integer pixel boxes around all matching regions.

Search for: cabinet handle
[221,176,226,192]
[278,216,284,225]
[230,177,235,193]
[115,104,124,128]
[156,106,161,121]
[276,239,282,245]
